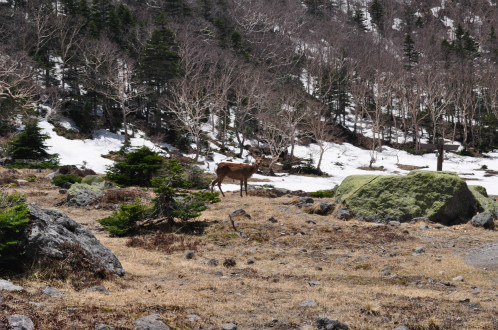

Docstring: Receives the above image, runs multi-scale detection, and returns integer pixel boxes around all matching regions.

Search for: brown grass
[1,169,497,329]
[397,164,428,171]
[126,233,202,253]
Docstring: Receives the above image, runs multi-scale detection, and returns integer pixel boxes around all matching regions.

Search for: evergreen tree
[352,8,368,32]
[369,0,384,32]
[403,33,419,71]
[8,120,51,161]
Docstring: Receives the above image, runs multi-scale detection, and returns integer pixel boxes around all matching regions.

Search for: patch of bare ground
[2,169,497,329]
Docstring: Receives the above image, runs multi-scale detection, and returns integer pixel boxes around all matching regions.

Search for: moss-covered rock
[335,171,477,225]
[469,185,498,216]
[67,183,104,206]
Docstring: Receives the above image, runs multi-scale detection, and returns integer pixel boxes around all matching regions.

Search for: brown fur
[211,157,262,197]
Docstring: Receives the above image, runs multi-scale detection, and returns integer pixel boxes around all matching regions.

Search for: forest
[1,0,497,166]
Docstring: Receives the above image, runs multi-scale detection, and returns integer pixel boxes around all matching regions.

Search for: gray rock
[86,286,107,292]
[419,225,429,230]
[413,247,425,254]
[298,197,314,204]
[95,324,115,330]
[185,250,195,259]
[268,216,278,223]
[471,211,495,229]
[222,323,237,330]
[309,281,320,287]
[7,314,34,330]
[45,172,57,180]
[67,183,104,206]
[230,209,251,219]
[207,259,219,267]
[453,276,464,282]
[81,175,106,188]
[214,270,223,276]
[43,286,67,296]
[319,201,334,214]
[133,314,171,330]
[412,217,430,223]
[25,205,124,276]
[316,316,348,329]
[393,327,409,330]
[299,299,317,307]
[336,208,351,220]
[59,188,67,194]
[469,302,480,309]
[247,258,255,265]
[0,279,23,292]
[389,221,401,226]
[188,314,201,322]
[306,220,316,225]
[458,298,470,303]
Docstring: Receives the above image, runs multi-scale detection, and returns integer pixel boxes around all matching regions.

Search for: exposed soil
[1,169,497,329]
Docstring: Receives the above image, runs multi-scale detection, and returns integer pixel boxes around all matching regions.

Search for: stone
[469,302,480,309]
[214,270,223,276]
[95,324,115,330]
[230,209,251,219]
[318,201,334,215]
[468,185,498,216]
[59,188,67,194]
[268,216,278,223]
[0,279,23,292]
[458,298,470,303]
[393,327,409,330]
[207,259,219,267]
[25,205,124,276]
[43,286,67,296]
[45,172,57,180]
[389,221,401,226]
[185,250,195,259]
[306,220,316,225]
[470,211,495,229]
[453,276,464,282]
[247,258,255,265]
[81,175,107,188]
[299,299,317,307]
[133,314,171,330]
[309,281,320,287]
[67,183,104,206]
[222,323,237,330]
[419,225,429,230]
[298,197,314,204]
[7,315,34,330]
[413,247,425,254]
[336,208,351,220]
[86,286,107,292]
[316,316,348,329]
[334,171,478,225]
[188,314,201,322]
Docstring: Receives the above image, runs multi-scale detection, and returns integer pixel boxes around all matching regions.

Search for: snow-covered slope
[41,120,498,195]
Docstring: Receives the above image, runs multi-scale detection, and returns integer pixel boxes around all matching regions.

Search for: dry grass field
[1,169,497,329]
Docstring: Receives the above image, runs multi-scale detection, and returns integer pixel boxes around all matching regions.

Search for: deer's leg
[210,178,217,193]
[244,177,248,196]
[217,181,225,197]
[240,179,243,197]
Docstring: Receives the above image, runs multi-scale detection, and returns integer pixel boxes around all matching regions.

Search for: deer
[211,157,263,197]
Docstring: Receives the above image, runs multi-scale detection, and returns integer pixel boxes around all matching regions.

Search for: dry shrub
[58,165,96,177]
[126,233,201,253]
[397,164,427,171]
[100,188,146,204]
[32,242,111,291]
[0,172,17,185]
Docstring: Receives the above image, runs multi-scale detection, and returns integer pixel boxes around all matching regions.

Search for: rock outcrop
[67,183,104,206]
[24,205,124,276]
[335,171,478,225]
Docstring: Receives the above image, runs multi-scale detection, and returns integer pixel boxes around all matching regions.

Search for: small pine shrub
[106,146,163,187]
[97,204,147,236]
[298,156,322,175]
[0,191,30,266]
[51,174,82,187]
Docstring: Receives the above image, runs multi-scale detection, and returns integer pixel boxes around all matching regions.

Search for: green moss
[469,185,497,216]
[335,171,477,224]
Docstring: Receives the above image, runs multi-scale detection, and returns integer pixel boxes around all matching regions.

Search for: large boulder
[24,205,124,276]
[335,171,477,225]
[67,183,104,206]
[468,185,498,216]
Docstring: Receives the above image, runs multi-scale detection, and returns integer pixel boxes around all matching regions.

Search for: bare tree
[161,37,212,162]
[303,102,333,172]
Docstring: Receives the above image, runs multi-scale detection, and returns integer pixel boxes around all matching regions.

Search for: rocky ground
[1,169,497,329]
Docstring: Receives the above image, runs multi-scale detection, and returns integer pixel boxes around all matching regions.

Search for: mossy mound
[335,171,477,225]
[469,185,498,216]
